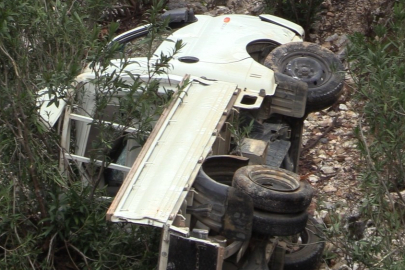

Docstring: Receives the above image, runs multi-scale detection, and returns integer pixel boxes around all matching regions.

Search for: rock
[309,33,318,41]
[390,189,405,199]
[313,158,322,164]
[342,141,353,148]
[210,6,232,15]
[336,34,349,47]
[339,104,348,111]
[322,201,334,209]
[321,41,332,49]
[167,0,207,14]
[325,33,339,42]
[167,0,188,10]
[306,113,318,121]
[335,189,344,197]
[320,138,329,144]
[321,166,335,174]
[323,22,332,31]
[336,155,345,162]
[346,110,358,117]
[336,47,347,60]
[319,209,329,219]
[309,175,320,183]
[321,1,330,9]
[227,0,243,8]
[330,44,338,52]
[323,185,337,193]
[209,0,229,7]
[249,2,264,15]
[190,3,208,14]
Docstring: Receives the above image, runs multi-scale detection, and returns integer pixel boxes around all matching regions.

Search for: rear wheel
[232,165,313,213]
[265,42,344,112]
[252,209,308,236]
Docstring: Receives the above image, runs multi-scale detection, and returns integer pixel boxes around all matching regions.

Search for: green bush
[324,1,405,269]
[0,0,174,268]
[263,0,323,34]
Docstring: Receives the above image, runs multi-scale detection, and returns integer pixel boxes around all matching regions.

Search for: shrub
[263,0,323,35]
[0,0,175,268]
[324,1,405,269]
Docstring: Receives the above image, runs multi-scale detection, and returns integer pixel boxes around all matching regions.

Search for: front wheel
[265,42,344,112]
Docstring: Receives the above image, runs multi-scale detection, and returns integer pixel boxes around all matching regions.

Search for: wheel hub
[249,169,300,192]
[285,57,324,86]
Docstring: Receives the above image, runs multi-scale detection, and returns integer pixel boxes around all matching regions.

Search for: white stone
[323,185,337,193]
[320,210,329,219]
[339,104,348,111]
[336,34,349,47]
[321,166,335,174]
[325,33,339,42]
[320,119,333,127]
[342,141,353,148]
[334,164,342,169]
[346,110,358,117]
[309,175,320,183]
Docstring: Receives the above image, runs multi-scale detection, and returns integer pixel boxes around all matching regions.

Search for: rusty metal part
[239,239,273,270]
[191,155,253,241]
[224,241,243,259]
[240,138,269,165]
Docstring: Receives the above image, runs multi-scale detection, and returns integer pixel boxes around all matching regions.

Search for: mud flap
[192,156,254,241]
[167,234,223,270]
[221,188,254,241]
[257,72,307,119]
[191,184,254,241]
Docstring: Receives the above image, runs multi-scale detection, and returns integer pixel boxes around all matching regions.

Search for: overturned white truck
[40,9,344,270]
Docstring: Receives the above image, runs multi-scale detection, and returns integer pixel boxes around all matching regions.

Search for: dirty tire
[253,209,308,236]
[232,166,313,213]
[283,216,325,270]
[265,42,344,112]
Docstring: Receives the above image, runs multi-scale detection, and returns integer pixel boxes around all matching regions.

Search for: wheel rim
[248,169,300,192]
[283,56,329,88]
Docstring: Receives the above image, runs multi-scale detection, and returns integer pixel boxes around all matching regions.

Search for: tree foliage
[0,0,174,268]
[324,1,405,269]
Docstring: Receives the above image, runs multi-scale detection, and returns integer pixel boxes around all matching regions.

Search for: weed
[0,0,177,268]
[322,1,405,269]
